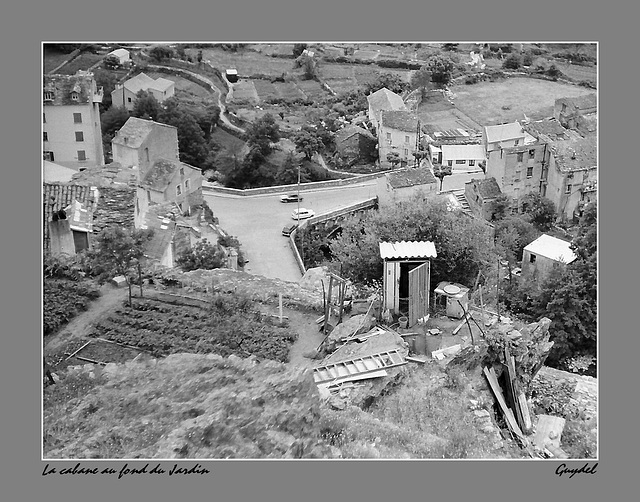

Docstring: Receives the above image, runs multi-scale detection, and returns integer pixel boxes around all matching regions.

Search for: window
[456,159,466,164]
[514,139,519,146]
[469,160,475,166]
[75,131,84,142]
[527,166,533,178]
[179,167,185,176]
[43,113,46,123]
[43,151,54,161]
[565,184,572,194]
[73,113,82,123]
[71,92,78,101]
[176,185,182,196]
[77,150,86,161]
[43,132,48,142]
[127,97,132,103]
[405,135,410,144]
[529,254,536,263]
[447,160,453,167]
[528,149,535,159]
[184,179,190,190]
[514,171,521,182]
[516,152,524,162]
[386,132,391,140]
[44,91,54,101]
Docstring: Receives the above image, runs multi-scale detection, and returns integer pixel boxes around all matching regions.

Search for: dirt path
[44,284,128,353]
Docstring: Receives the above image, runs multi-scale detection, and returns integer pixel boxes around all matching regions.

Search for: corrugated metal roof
[379,241,437,260]
[524,234,577,264]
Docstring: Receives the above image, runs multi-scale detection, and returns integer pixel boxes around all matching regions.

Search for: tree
[432,164,452,191]
[176,239,226,271]
[410,65,432,98]
[245,113,280,156]
[157,97,209,167]
[103,54,121,70]
[93,69,118,112]
[520,192,557,231]
[292,43,308,58]
[426,55,455,86]
[90,226,154,307]
[442,43,459,52]
[100,106,130,161]
[132,90,160,121]
[386,152,401,168]
[292,128,324,161]
[503,53,521,70]
[275,152,311,185]
[494,216,540,262]
[329,195,496,287]
[149,45,174,62]
[491,193,512,221]
[364,73,409,95]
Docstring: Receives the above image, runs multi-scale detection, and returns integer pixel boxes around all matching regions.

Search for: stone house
[376,167,438,207]
[334,125,377,164]
[135,158,203,227]
[111,117,180,176]
[111,72,175,111]
[43,72,104,169]
[378,111,420,167]
[464,177,502,221]
[366,87,407,131]
[554,94,597,131]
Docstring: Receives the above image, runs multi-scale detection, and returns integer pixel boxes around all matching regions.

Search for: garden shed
[379,240,437,327]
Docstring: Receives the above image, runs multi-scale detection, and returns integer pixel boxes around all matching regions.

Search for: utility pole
[414,120,421,168]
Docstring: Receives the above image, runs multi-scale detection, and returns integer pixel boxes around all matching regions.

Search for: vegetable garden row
[89,295,298,363]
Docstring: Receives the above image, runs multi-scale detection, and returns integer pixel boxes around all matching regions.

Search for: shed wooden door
[408,261,430,327]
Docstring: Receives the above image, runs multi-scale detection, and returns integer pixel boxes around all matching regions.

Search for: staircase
[451,189,470,211]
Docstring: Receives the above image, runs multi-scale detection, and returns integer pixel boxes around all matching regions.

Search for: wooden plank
[325,369,388,386]
[518,391,533,432]
[483,367,525,441]
[452,314,470,335]
[504,346,524,431]
[405,356,427,364]
[64,340,93,361]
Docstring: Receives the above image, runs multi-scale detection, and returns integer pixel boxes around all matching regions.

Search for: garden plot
[296,79,328,100]
[145,72,211,98]
[193,47,299,78]
[451,78,596,126]
[229,79,259,104]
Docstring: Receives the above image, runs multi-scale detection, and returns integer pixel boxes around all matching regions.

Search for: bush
[44,279,101,336]
[503,54,521,70]
[176,239,226,271]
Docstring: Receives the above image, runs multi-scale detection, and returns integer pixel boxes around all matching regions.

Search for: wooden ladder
[313,349,406,384]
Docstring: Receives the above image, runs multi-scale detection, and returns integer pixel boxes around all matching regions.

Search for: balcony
[93,86,104,104]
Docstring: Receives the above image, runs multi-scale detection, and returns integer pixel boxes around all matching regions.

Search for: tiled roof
[124,72,174,94]
[484,122,524,144]
[43,183,135,250]
[336,125,375,143]
[367,88,407,113]
[467,177,502,199]
[379,241,437,260]
[524,234,577,264]
[387,167,437,189]
[550,137,597,172]
[441,144,485,162]
[380,110,419,133]
[43,73,98,106]
[111,117,177,149]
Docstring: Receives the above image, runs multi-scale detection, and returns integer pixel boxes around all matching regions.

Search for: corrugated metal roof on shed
[379,241,437,260]
[524,234,577,264]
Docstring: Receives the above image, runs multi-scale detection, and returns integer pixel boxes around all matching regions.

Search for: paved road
[204,170,481,283]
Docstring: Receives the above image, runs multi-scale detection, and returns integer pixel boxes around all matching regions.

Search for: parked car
[282,223,298,237]
[291,208,315,220]
[280,193,303,203]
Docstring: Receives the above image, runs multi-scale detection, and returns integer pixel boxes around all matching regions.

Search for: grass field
[43,47,72,74]
[56,53,104,75]
[191,47,300,77]
[210,127,246,153]
[229,80,259,103]
[451,78,596,126]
